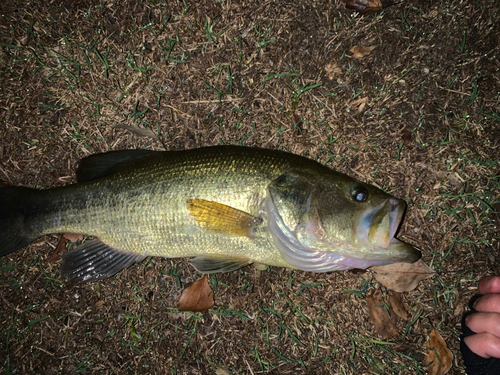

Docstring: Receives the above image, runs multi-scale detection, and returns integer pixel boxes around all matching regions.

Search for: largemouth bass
[0,146,420,283]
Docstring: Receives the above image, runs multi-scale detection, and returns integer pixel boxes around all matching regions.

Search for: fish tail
[0,186,40,257]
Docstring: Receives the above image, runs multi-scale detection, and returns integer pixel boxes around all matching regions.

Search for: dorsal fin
[76,149,158,182]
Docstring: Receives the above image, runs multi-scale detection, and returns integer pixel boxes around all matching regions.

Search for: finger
[478,276,500,295]
[465,312,500,337]
[474,294,500,314]
[463,332,500,359]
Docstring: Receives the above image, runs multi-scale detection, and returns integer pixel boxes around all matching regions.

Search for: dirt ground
[0,0,499,374]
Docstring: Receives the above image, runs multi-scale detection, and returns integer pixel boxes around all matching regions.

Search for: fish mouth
[384,238,421,263]
[355,197,421,263]
[359,197,405,249]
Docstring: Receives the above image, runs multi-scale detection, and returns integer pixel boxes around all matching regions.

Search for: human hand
[463,276,500,358]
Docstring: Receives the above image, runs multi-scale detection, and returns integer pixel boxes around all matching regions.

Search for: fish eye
[351,186,368,202]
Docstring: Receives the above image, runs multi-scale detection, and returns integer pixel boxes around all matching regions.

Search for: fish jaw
[383,238,421,262]
[358,197,405,249]
[349,196,421,262]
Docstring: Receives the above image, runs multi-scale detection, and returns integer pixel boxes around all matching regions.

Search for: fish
[0,146,420,283]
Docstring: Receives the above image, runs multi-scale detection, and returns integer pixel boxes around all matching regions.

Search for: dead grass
[0,0,499,374]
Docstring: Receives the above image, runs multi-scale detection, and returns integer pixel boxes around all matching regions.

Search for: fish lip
[387,238,422,263]
[357,197,405,249]
[388,197,405,247]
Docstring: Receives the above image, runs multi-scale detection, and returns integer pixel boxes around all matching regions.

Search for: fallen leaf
[344,0,383,14]
[447,172,462,187]
[178,274,214,313]
[402,127,412,144]
[324,61,343,80]
[114,124,157,139]
[349,96,369,112]
[350,45,376,58]
[387,292,409,320]
[424,328,453,375]
[48,233,84,262]
[393,343,410,353]
[370,259,435,292]
[63,233,84,243]
[48,235,69,262]
[366,288,400,339]
[215,368,231,375]
[366,288,409,339]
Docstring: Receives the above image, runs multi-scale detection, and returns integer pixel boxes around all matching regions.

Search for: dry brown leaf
[48,235,69,262]
[366,288,400,339]
[324,61,343,80]
[215,368,231,375]
[424,328,453,375]
[344,0,383,14]
[370,259,435,292]
[350,45,376,58]
[387,292,409,320]
[366,288,409,339]
[63,233,84,242]
[349,96,369,112]
[177,274,214,313]
[113,124,157,139]
[48,233,84,262]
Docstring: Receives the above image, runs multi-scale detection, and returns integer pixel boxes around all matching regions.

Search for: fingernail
[483,276,493,288]
[465,314,471,326]
[472,298,479,309]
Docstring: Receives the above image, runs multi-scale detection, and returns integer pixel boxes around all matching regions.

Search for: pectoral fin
[190,254,252,273]
[61,239,146,283]
[187,198,262,237]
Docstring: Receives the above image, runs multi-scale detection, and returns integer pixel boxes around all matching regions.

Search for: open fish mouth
[354,197,421,262]
[365,197,405,249]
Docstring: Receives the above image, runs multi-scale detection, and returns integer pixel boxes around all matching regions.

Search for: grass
[0,0,499,374]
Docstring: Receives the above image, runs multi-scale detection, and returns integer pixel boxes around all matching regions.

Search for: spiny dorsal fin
[76,149,158,182]
[186,198,262,238]
[190,254,252,273]
[61,239,146,283]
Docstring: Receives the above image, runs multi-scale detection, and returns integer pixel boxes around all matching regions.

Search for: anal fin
[187,198,262,238]
[190,254,252,273]
[61,239,146,283]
